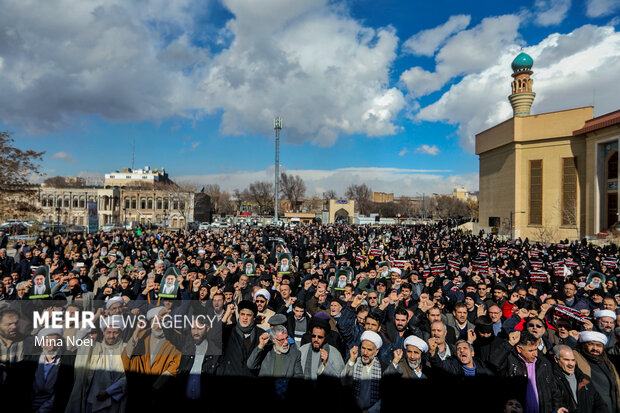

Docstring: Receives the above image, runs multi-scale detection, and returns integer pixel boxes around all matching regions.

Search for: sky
[1,0,619,197]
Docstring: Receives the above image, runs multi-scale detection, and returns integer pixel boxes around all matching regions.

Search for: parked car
[198,222,211,230]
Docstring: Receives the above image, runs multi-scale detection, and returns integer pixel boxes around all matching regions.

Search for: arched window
[131,198,137,209]
[607,151,618,180]
[157,199,162,209]
[147,198,153,209]
[141,199,146,210]
[164,199,169,210]
[41,198,47,207]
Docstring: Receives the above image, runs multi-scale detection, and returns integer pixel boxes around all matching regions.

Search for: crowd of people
[0,221,619,412]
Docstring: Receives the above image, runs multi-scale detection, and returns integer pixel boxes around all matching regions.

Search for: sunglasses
[527,323,544,328]
[311,334,324,339]
[255,300,266,304]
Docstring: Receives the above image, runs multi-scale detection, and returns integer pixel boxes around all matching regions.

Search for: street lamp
[510,211,526,240]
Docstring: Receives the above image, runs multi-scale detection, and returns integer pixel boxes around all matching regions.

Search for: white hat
[105,296,124,309]
[147,306,165,320]
[37,328,63,340]
[594,309,617,320]
[254,289,271,302]
[360,330,383,350]
[404,335,428,353]
[390,268,402,276]
[578,331,608,345]
[99,315,126,331]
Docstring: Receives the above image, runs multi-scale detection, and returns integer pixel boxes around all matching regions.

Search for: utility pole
[274,117,282,222]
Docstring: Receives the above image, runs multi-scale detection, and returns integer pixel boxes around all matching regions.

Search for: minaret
[509,52,535,117]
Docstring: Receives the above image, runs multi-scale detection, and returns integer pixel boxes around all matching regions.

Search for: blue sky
[1,0,619,196]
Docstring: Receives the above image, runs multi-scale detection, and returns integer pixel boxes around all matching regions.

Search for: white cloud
[398,148,408,157]
[416,145,440,155]
[402,15,470,57]
[586,0,620,17]
[400,15,522,98]
[177,165,477,197]
[534,0,571,26]
[415,25,620,152]
[50,151,77,163]
[0,0,405,146]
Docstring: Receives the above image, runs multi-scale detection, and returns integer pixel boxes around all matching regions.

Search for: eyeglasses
[311,334,324,339]
[368,296,378,300]
[527,323,544,328]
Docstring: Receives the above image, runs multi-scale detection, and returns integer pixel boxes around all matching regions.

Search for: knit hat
[238,300,258,317]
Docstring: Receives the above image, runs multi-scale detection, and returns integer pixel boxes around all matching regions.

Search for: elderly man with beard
[386,335,430,379]
[27,328,74,413]
[121,306,181,409]
[66,315,128,413]
[593,310,617,351]
[246,325,303,378]
[574,331,620,413]
[299,320,344,380]
[341,331,384,412]
[219,300,265,376]
[551,344,608,413]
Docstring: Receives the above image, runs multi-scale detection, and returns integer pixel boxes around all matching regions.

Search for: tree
[467,199,479,220]
[280,172,306,212]
[0,132,44,220]
[324,189,338,199]
[246,181,274,215]
[429,194,469,219]
[345,184,372,215]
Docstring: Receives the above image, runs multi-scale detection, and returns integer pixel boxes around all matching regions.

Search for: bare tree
[345,184,373,215]
[0,132,44,221]
[280,172,306,212]
[324,189,338,199]
[429,194,469,219]
[467,199,479,220]
[246,181,274,215]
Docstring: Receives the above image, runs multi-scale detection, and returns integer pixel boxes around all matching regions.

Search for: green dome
[511,52,533,72]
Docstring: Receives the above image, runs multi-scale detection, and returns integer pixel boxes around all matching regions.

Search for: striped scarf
[352,358,382,407]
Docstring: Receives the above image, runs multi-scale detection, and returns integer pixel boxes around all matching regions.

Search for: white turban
[100,315,126,331]
[147,306,165,320]
[360,331,383,350]
[594,309,617,320]
[404,335,428,353]
[105,296,124,309]
[578,331,608,345]
[37,328,63,340]
[254,289,271,302]
[390,268,402,276]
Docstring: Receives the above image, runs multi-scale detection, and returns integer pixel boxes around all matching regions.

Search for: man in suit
[246,324,303,378]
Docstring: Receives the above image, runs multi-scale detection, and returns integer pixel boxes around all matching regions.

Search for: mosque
[476,52,620,242]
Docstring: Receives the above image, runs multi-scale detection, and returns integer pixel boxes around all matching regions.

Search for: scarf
[236,321,256,336]
[352,358,381,406]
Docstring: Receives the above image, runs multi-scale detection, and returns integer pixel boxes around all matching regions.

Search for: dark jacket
[492,343,564,413]
[552,363,609,413]
[219,323,265,377]
[429,353,494,377]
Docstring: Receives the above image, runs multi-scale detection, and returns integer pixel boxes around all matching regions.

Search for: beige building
[372,192,394,203]
[476,52,620,242]
[452,187,477,202]
[36,166,206,229]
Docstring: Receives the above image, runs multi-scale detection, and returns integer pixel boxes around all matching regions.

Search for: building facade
[372,192,394,203]
[476,53,620,242]
[35,167,210,229]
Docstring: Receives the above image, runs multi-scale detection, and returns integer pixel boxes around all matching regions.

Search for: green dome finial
[511,52,533,72]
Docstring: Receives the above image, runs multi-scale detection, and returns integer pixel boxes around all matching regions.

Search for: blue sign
[336,200,349,204]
